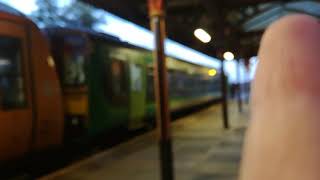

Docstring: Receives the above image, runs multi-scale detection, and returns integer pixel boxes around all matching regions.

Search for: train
[0,3,221,163]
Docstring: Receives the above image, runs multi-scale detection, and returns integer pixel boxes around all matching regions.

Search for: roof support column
[237,59,243,113]
[206,1,230,129]
[148,1,174,180]
[220,59,230,129]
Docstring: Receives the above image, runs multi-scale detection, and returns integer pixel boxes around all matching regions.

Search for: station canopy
[243,1,320,31]
[81,0,320,59]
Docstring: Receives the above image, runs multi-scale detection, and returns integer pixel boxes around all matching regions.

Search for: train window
[111,59,127,96]
[62,35,87,86]
[0,36,26,109]
[146,67,155,102]
[168,71,175,96]
[63,54,86,86]
[130,64,142,92]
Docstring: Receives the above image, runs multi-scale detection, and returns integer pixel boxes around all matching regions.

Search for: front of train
[0,3,64,163]
[45,28,90,141]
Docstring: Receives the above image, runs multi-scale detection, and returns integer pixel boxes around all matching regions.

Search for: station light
[223,51,235,61]
[208,69,217,77]
[0,59,10,66]
[194,28,212,43]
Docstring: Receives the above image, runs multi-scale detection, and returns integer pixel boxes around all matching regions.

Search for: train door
[0,21,33,160]
[128,62,146,130]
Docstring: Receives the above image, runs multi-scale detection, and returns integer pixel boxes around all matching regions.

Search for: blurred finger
[239,14,320,180]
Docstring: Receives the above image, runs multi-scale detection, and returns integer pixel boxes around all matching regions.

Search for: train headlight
[208,69,217,77]
[47,56,55,68]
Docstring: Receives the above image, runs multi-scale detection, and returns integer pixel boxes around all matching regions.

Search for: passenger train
[0,4,221,163]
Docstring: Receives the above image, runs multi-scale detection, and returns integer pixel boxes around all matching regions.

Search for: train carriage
[0,4,63,161]
[46,28,150,138]
[45,27,221,140]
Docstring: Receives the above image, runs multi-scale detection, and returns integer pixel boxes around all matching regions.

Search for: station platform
[40,102,249,180]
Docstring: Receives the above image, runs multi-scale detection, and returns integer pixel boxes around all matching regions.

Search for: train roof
[45,26,123,43]
[0,2,25,17]
[44,26,215,69]
[44,26,153,51]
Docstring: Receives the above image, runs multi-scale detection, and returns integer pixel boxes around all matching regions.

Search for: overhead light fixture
[208,69,217,77]
[194,28,211,43]
[223,51,235,61]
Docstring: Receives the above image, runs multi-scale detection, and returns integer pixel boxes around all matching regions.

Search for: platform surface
[41,102,249,180]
